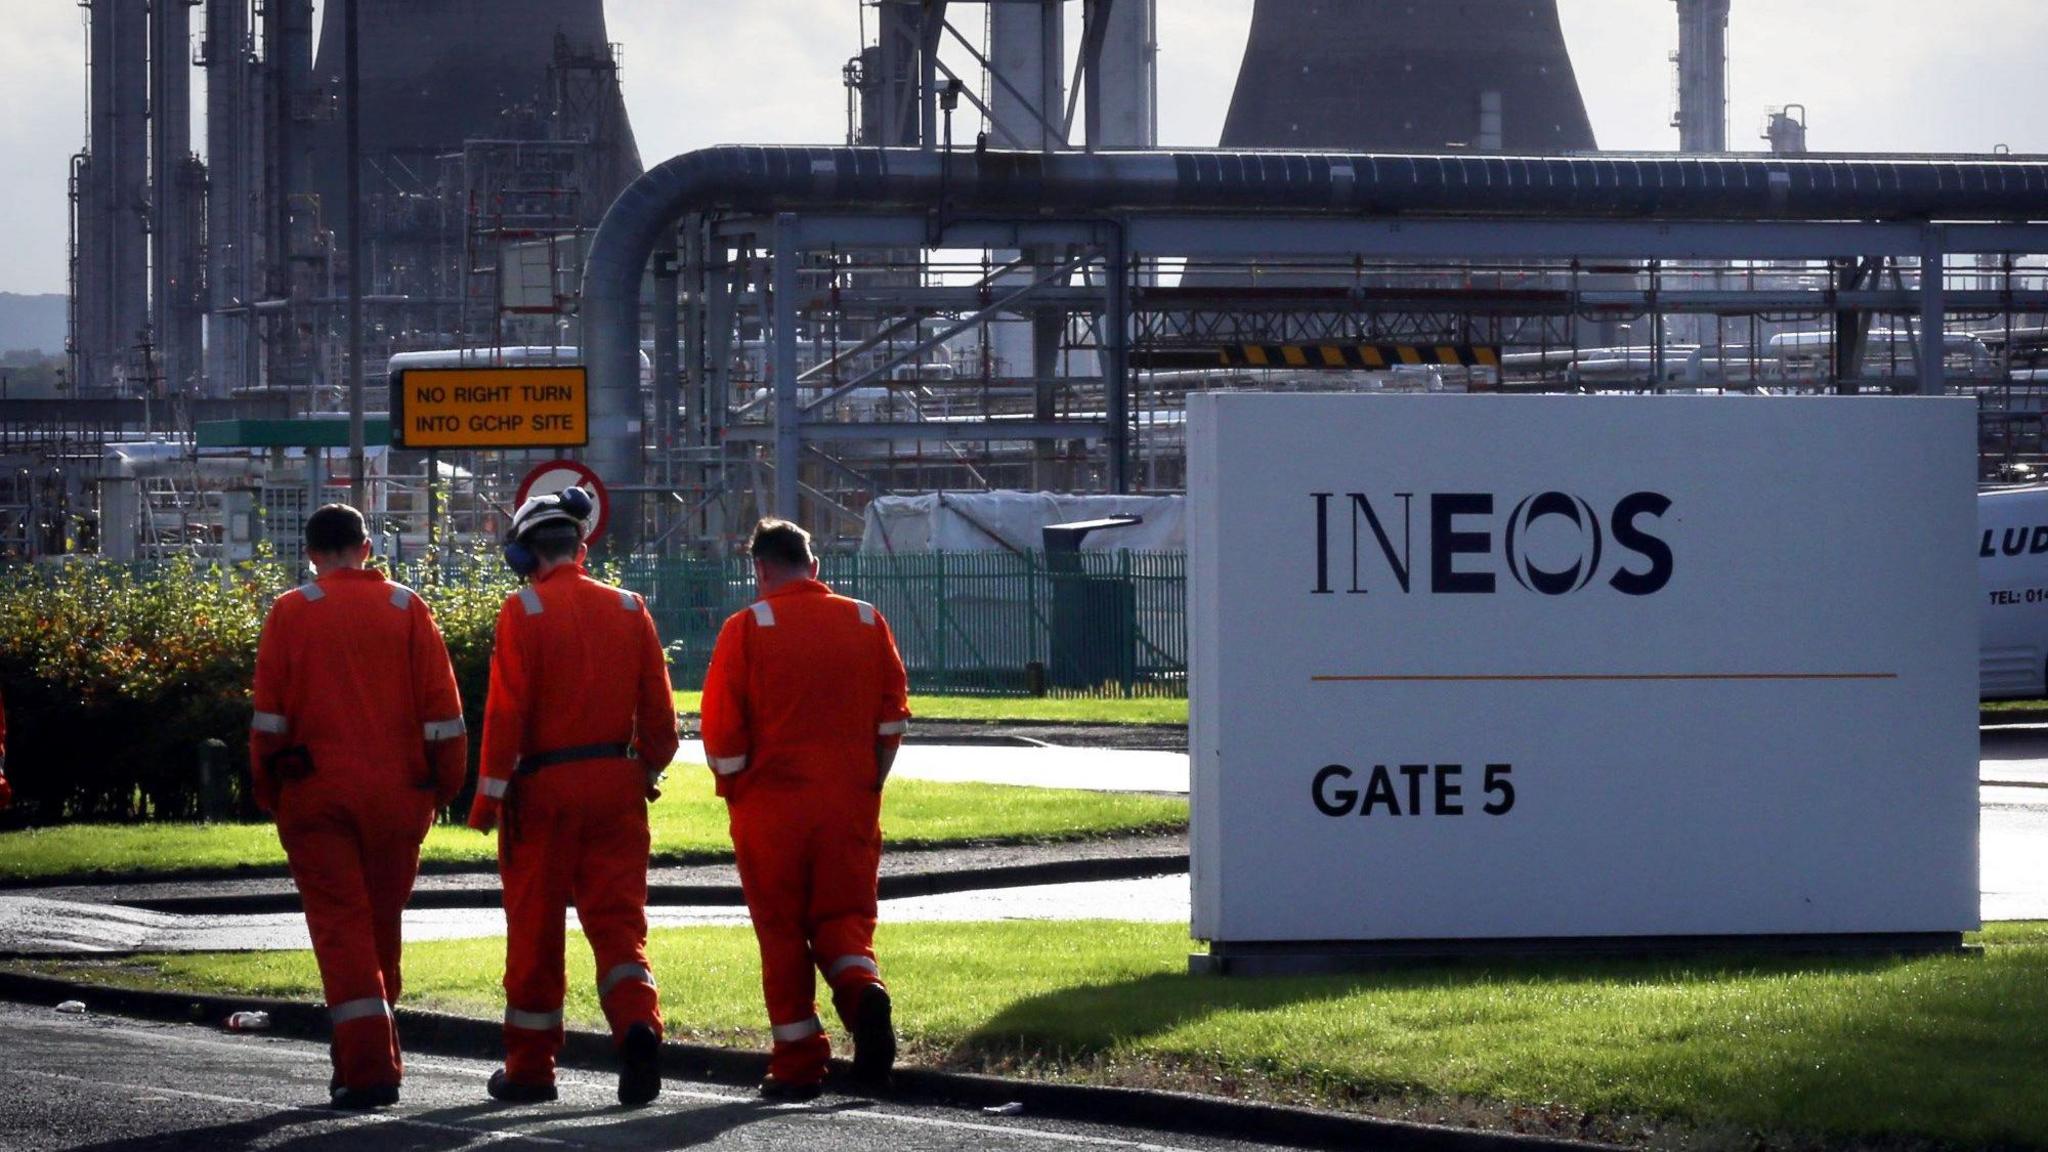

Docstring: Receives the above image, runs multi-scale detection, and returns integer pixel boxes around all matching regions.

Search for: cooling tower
[308,0,642,268]
[1220,0,1598,153]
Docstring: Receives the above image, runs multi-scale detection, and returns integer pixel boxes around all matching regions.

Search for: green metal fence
[622,551,1188,699]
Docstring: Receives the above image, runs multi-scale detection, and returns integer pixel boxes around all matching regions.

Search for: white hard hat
[508,486,598,543]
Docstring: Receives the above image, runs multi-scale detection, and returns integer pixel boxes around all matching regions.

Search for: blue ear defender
[503,539,541,577]
[559,486,595,521]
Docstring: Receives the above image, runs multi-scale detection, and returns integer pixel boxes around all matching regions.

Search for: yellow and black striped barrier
[1219,344,1501,369]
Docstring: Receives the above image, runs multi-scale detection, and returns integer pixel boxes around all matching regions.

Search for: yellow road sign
[391,367,589,449]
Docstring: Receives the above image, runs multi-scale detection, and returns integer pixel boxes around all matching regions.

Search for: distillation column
[152,0,206,396]
[75,0,152,394]
[1673,0,1731,152]
[205,0,258,395]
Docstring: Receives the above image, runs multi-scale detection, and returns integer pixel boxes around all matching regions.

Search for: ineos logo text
[1312,491,1676,598]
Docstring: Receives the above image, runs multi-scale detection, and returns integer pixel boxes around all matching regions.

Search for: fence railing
[17,550,1192,700]
[623,551,1188,699]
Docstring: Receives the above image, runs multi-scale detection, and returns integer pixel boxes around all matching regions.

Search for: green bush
[0,548,517,824]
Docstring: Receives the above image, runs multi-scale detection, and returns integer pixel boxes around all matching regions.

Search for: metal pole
[1105,230,1131,493]
[344,0,366,509]
[1920,225,1947,396]
[652,241,681,548]
[773,216,802,519]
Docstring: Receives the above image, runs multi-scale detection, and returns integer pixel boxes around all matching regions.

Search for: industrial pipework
[581,144,2048,550]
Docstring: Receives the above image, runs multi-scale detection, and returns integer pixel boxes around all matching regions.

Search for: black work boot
[487,1069,558,1104]
[617,1022,662,1107]
[330,1083,399,1110]
[850,985,896,1088]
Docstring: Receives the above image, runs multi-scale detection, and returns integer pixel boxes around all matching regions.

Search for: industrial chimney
[1219,0,1598,153]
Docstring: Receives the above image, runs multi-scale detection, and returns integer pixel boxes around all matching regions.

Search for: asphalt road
[0,1001,1303,1152]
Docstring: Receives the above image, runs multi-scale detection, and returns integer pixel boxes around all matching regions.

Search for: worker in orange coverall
[248,504,468,1110]
[0,685,11,809]
[700,517,912,1101]
[466,486,678,1108]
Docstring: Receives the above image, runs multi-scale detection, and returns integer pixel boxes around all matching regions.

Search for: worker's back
[254,568,449,793]
[703,578,910,799]
[478,564,679,785]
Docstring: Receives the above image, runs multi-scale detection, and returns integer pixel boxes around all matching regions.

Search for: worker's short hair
[304,504,367,556]
[749,518,814,570]
[524,521,584,565]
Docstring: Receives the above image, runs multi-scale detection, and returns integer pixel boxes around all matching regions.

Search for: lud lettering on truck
[1981,525,2048,559]
[1311,491,1675,597]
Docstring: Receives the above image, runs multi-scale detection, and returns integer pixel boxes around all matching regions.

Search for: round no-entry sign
[516,459,609,544]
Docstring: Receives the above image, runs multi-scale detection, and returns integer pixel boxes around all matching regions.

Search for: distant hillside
[0,293,68,356]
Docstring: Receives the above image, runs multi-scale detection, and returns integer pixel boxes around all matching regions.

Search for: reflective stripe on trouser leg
[771,1016,823,1043]
[330,997,393,1025]
[506,1007,565,1032]
[823,955,878,982]
[766,1015,831,1087]
[598,963,656,999]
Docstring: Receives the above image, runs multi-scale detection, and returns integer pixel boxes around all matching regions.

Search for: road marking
[1314,672,1899,683]
[838,1105,1212,1151]
[3,1011,1217,1151]
[4,1068,578,1146]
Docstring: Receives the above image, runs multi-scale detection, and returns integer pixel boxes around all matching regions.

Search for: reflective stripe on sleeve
[423,717,466,741]
[329,997,392,1025]
[749,601,775,627]
[478,776,510,799]
[877,721,907,737]
[598,963,657,998]
[770,1015,823,1043]
[251,712,290,735]
[297,582,325,602]
[390,586,414,610]
[505,1007,564,1032]
[824,955,879,980]
[518,587,544,616]
[712,755,747,776]
[618,589,638,611]
[855,601,876,626]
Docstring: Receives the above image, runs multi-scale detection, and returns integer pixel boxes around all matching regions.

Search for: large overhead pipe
[582,145,2048,551]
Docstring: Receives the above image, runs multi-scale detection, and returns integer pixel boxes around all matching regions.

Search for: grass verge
[16,921,2047,1150]
[1982,697,2048,713]
[674,691,1188,728]
[0,772,1187,883]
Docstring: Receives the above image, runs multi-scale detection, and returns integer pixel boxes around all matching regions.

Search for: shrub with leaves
[0,547,521,825]
[0,557,286,820]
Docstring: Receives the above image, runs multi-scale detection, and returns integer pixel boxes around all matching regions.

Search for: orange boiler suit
[700,578,911,1087]
[248,569,468,1092]
[0,685,11,809]
[468,564,679,1090]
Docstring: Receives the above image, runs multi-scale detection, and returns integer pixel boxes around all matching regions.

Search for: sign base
[1188,934,1970,977]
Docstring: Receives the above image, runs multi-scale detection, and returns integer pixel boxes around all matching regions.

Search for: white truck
[1980,484,2048,698]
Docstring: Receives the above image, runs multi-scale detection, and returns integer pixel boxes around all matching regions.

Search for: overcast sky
[3,0,2045,295]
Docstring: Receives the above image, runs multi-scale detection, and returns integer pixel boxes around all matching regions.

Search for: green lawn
[0,772,1186,883]
[674,691,1187,727]
[26,921,2048,1149]
[1982,697,2048,713]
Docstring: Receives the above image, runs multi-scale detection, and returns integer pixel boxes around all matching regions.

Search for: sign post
[1187,394,1979,973]
[391,366,589,451]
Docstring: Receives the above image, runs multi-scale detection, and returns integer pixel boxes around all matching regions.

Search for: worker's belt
[515,743,632,776]
[266,745,315,783]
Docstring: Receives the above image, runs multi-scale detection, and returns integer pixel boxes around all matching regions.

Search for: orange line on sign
[1312,673,1900,683]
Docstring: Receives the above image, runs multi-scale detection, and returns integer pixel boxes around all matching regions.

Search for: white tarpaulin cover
[861,491,1185,553]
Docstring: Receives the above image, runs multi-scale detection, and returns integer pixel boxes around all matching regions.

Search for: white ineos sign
[1187,395,1979,945]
